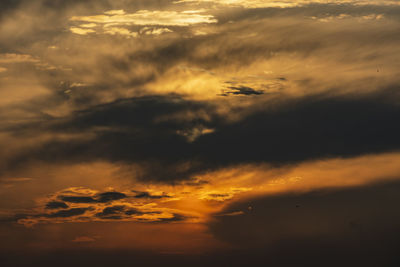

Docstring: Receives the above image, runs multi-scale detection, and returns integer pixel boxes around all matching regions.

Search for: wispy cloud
[69,9,217,38]
[174,0,400,8]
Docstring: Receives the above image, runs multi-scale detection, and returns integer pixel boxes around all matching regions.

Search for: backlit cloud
[70,10,217,26]
[69,9,217,38]
[1,0,400,263]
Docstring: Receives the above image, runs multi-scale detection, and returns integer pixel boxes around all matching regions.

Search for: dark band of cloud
[5,88,400,182]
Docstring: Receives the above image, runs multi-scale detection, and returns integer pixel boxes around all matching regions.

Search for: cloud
[216,211,244,216]
[221,86,264,96]
[174,0,400,8]
[70,10,217,38]
[70,27,96,35]
[95,205,126,219]
[6,88,400,182]
[46,208,89,218]
[103,26,138,38]
[139,27,173,36]
[68,9,216,38]
[133,191,170,199]
[58,190,127,204]
[308,13,385,22]
[157,213,188,223]
[60,196,97,203]
[0,53,39,64]
[45,201,69,209]
[97,192,127,202]
[15,186,196,226]
[1,0,400,263]
[0,177,34,188]
[70,9,217,26]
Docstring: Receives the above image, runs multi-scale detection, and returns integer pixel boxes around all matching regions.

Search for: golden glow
[13,152,400,228]
[70,10,217,26]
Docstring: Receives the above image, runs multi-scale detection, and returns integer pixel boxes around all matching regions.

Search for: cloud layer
[1,0,400,265]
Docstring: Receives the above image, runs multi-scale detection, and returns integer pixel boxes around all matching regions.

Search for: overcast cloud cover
[1,0,400,266]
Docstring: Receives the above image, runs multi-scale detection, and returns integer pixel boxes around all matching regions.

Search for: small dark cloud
[96,205,126,218]
[45,201,69,209]
[59,192,127,204]
[59,196,97,204]
[46,208,89,218]
[125,208,143,216]
[158,213,188,223]
[96,192,127,203]
[223,86,264,96]
[133,191,170,199]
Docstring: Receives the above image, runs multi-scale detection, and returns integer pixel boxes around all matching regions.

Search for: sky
[1,0,400,266]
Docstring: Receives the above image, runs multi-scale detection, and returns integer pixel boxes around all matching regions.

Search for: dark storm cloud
[45,201,69,209]
[207,180,400,266]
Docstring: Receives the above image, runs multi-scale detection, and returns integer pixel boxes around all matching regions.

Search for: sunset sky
[1,0,400,266]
